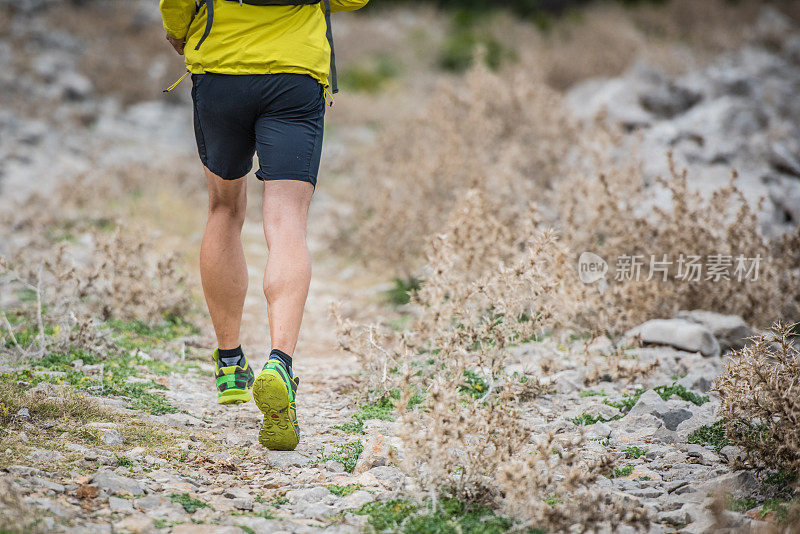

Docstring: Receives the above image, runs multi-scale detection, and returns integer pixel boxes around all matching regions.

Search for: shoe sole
[217,388,251,405]
[252,369,298,451]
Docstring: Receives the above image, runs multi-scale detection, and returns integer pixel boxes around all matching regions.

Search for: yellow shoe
[252,358,300,450]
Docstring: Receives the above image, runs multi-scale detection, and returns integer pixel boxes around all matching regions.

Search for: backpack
[194,0,337,93]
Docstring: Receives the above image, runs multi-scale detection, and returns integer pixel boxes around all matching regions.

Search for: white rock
[675,310,754,351]
[626,319,720,357]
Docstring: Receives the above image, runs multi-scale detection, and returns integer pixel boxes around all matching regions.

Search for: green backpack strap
[195,0,214,51]
[322,0,337,94]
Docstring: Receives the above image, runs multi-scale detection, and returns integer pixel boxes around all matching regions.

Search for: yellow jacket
[159,0,369,87]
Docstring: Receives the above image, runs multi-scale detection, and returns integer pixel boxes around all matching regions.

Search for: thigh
[253,74,325,187]
[193,74,258,181]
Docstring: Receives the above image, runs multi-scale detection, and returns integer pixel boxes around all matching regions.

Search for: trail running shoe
[252,358,300,450]
[212,348,255,405]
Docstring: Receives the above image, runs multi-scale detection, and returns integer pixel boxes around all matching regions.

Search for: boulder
[91,470,145,497]
[626,319,720,357]
[627,390,695,431]
[675,310,755,352]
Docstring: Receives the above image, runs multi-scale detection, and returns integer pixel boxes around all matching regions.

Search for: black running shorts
[191,73,325,186]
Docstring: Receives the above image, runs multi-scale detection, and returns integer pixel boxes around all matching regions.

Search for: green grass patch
[623,446,648,459]
[653,383,708,406]
[107,316,199,351]
[571,412,620,426]
[726,496,757,512]
[26,347,178,415]
[439,12,515,73]
[759,498,794,523]
[320,441,364,473]
[384,277,422,306]
[272,496,289,507]
[688,421,729,451]
[579,389,607,398]
[459,369,489,399]
[765,470,799,488]
[328,484,362,497]
[609,464,635,479]
[355,497,523,534]
[334,389,424,434]
[340,54,400,94]
[169,493,209,513]
[603,389,644,412]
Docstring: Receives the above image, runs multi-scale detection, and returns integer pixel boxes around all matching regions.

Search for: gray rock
[58,72,93,101]
[109,496,134,514]
[367,466,405,488]
[288,486,330,504]
[676,374,713,393]
[676,403,717,436]
[6,465,44,477]
[30,476,65,493]
[698,470,759,499]
[113,513,154,533]
[266,450,312,469]
[354,433,390,474]
[552,369,584,394]
[718,445,748,464]
[339,490,374,510]
[294,500,338,518]
[770,142,800,178]
[16,407,30,418]
[233,498,253,511]
[626,319,720,357]
[658,507,691,525]
[754,7,794,47]
[101,429,125,446]
[324,460,346,473]
[91,469,145,496]
[640,81,702,118]
[134,495,168,512]
[586,421,612,439]
[675,310,755,352]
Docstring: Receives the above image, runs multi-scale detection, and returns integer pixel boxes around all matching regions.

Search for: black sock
[270,348,293,378]
[218,346,245,367]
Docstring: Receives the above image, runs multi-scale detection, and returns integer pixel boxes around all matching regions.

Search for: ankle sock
[269,348,293,378]
[218,346,245,368]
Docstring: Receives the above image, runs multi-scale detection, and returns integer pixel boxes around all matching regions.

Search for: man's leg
[200,167,248,350]
[262,180,314,356]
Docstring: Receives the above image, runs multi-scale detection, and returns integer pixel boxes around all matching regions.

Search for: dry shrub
[559,154,800,332]
[498,432,649,531]
[1,226,192,362]
[0,479,39,534]
[336,189,648,529]
[337,189,578,395]
[716,323,800,474]
[0,158,196,362]
[343,62,578,273]
[343,56,800,333]
[581,341,659,385]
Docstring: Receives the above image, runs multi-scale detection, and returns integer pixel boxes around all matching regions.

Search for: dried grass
[336,189,648,529]
[716,323,800,475]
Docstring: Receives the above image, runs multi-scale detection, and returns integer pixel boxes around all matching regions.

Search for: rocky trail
[2,2,800,533]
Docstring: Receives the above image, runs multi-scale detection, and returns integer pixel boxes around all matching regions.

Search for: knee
[208,196,246,226]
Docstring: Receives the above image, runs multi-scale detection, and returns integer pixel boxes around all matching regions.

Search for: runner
[159,0,369,451]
